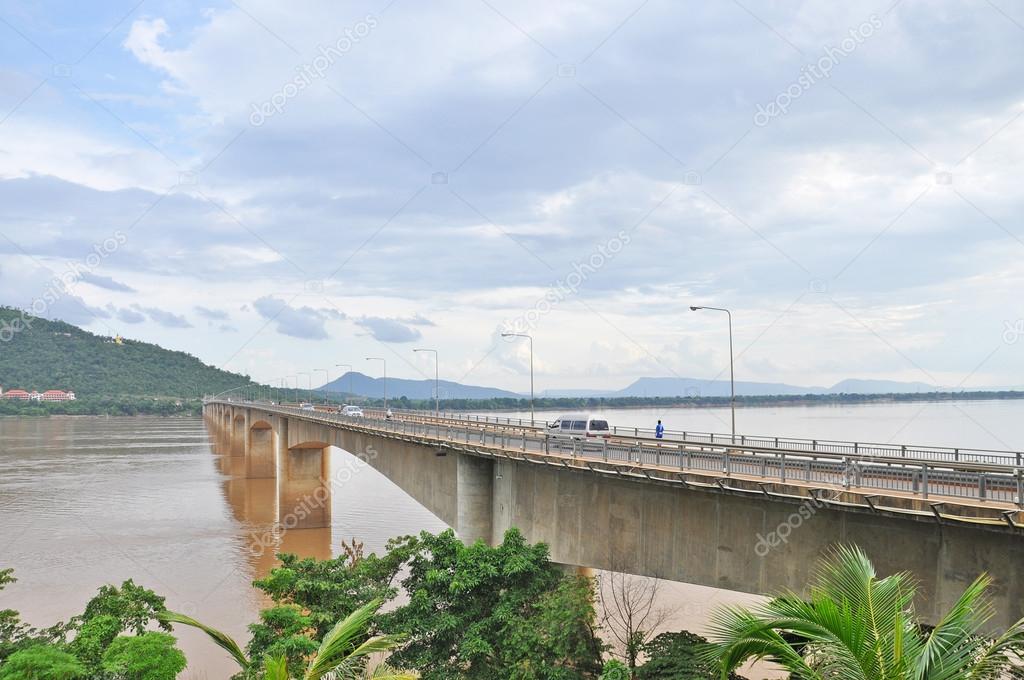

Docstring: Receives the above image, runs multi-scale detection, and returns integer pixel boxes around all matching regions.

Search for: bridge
[204,399,1024,629]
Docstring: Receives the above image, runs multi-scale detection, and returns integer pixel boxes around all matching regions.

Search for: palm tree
[706,545,1024,679]
[159,599,415,679]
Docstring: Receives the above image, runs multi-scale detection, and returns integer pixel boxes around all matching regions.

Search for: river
[1,400,1020,678]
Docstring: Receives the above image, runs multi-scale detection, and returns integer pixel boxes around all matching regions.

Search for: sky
[0,0,1022,393]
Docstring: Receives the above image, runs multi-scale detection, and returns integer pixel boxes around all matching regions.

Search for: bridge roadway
[360,407,1024,510]
[205,400,1024,630]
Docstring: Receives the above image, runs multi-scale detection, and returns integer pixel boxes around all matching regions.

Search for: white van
[548,414,611,439]
[341,405,364,417]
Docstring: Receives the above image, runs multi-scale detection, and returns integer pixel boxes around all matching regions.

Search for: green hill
[0,306,255,400]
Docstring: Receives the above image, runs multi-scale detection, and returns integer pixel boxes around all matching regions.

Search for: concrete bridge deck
[204,399,1024,630]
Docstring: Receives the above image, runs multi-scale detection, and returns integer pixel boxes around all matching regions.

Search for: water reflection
[216,453,333,580]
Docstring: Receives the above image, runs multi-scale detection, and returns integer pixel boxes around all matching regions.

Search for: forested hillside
[0,307,254,398]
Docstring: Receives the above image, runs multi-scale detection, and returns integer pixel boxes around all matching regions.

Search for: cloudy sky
[1,0,1022,392]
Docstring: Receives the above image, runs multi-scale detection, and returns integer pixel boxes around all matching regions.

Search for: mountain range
[319,372,970,400]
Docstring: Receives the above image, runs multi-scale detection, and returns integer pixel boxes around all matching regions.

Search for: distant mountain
[0,306,254,398]
[827,378,937,394]
[321,372,950,400]
[613,377,829,398]
[612,376,941,398]
[318,372,520,400]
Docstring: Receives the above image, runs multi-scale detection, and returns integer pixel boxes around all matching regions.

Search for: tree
[598,571,674,672]
[66,580,172,675]
[0,570,66,661]
[637,632,742,679]
[706,545,1024,678]
[0,645,86,680]
[380,528,603,679]
[247,540,407,668]
[160,599,415,679]
[100,632,187,680]
[253,545,405,639]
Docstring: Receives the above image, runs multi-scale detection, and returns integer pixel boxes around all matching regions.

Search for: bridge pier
[456,453,493,545]
[231,413,247,456]
[278,415,331,530]
[247,422,276,478]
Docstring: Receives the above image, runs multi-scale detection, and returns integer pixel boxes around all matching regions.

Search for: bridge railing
[220,401,1024,508]
[363,407,1023,468]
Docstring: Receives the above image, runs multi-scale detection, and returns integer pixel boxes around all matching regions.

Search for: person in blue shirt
[655,420,665,438]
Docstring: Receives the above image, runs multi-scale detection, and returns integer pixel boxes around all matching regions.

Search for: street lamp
[501,332,534,426]
[287,375,297,403]
[314,368,329,404]
[690,305,736,443]
[365,357,387,412]
[298,372,312,404]
[335,364,353,400]
[413,348,439,417]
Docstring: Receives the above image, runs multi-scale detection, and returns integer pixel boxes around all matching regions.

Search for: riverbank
[365,389,1024,413]
[0,396,202,417]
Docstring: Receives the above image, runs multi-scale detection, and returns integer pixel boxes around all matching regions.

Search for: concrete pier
[456,453,493,544]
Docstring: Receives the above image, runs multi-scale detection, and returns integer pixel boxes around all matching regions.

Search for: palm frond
[158,610,250,670]
[303,599,389,680]
[262,655,290,680]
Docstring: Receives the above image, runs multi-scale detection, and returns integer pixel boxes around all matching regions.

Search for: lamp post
[287,375,297,403]
[335,364,353,401]
[314,368,329,404]
[501,332,534,426]
[365,357,387,412]
[413,348,439,417]
[690,305,735,443]
[298,372,312,404]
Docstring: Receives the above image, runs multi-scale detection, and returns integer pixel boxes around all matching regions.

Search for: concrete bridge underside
[205,403,1024,629]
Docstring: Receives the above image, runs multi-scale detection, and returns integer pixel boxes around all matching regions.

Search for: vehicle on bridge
[549,414,611,439]
[299,402,315,411]
[341,405,364,417]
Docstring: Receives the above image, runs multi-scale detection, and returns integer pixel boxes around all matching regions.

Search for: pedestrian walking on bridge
[655,420,665,439]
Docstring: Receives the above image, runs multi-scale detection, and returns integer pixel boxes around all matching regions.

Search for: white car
[341,405,364,417]
[548,413,611,439]
[299,403,315,411]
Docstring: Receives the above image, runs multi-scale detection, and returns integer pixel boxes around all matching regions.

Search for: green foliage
[598,659,629,680]
[0,570,67,662]
[253,550,406,642]
[0,306,255,401]
[73,580,170,636]
[706,545,1024,679]
[162,599,415,680]
[66,614,121,670]
[380,528,603,680]
[0,645,86,680]
[100,632,186,680]
[637,631,741,679]
[246,605,320,673]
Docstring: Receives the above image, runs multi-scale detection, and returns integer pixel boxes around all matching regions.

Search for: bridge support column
[247,423,276,478]
[279,418,331,530]
[231,413,246,456]
[456,453,493,545]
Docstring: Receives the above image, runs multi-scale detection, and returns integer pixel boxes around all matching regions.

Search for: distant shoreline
[428,390,1024,413]
[1,390,1021,417]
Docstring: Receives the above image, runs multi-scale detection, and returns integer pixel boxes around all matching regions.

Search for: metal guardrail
[363,407,1024,467]
[209,401,1024,508]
